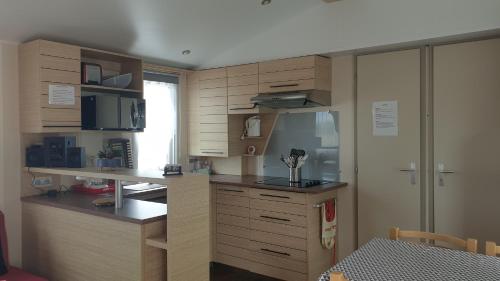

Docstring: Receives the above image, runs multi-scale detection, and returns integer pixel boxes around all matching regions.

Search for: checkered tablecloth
[318,238,500,281]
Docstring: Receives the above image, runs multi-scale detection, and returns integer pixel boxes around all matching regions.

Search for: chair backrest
[389,227,478,253]
[486,241,500,256]
[330,271,348,281]
[0,211,9,268]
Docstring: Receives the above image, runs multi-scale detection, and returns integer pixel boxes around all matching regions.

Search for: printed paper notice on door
[48,84,75,105]
[372,101,398,136]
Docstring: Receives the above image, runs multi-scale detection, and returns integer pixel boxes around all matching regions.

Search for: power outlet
[32,176,53,188]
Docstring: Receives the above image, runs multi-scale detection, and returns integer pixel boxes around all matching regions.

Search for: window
[136,73,179,170]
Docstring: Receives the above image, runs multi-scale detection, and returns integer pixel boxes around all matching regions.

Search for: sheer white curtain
[136,80,178,170]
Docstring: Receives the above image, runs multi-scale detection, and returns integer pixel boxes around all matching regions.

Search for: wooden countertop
[24,167,206,185]
[22,192,167,224]
[209,174,347,193]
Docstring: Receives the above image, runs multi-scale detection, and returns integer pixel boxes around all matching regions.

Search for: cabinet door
[433,38,500,250]
[357,49,422,246]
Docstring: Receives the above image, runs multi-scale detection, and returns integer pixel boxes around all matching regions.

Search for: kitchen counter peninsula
[22,167,209,281]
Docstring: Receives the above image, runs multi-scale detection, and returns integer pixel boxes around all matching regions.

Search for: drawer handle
[269,83,299,88]
[201,151,224,155]
[219,189,244,193]
[260,248,291,257]
[259,193,290,199]
[259,215,290,222]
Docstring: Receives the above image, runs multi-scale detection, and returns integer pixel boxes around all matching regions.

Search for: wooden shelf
[145,234,168,250]
[243,136,263,139]
[81,84,142,94]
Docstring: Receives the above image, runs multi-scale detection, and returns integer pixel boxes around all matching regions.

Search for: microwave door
[96,95,120,129]
[120,97,144,130]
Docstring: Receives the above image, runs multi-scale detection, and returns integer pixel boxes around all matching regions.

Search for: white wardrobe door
[357,49,422,246]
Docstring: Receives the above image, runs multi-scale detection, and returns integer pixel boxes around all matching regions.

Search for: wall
[0,41,21,266]
[202,0,500,68]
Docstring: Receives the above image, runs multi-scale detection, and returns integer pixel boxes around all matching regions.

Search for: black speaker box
[43,136,76,167]
[26,145,45,167]
[67,147,86,168]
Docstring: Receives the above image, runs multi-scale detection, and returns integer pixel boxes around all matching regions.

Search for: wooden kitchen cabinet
[213,184,338,281]
[20,40,82,132]
[258,55,331,104]
[187,69,244,157]
[227,63,260,114]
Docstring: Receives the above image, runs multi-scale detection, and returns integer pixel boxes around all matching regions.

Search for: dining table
[318,238,500,281]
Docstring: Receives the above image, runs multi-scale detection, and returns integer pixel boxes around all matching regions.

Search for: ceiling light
[182,50,191,55]
[261,0,271,6]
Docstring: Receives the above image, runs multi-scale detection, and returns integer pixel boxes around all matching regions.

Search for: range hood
[251,91,330,109]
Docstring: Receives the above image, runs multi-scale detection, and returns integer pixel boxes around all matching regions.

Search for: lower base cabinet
[213,184,337,281]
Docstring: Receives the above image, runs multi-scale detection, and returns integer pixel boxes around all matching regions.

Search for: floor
[211,262,282,281]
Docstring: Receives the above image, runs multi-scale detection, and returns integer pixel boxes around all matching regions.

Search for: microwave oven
[82,94,146,131]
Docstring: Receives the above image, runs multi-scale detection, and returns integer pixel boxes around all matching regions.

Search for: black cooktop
[255,177,332,188]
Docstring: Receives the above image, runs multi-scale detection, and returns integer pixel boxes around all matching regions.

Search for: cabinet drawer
[199,105,227,115]
[259,68,314,84]
[40,55,80,72]
[227,64,258,77]
[40,69,80,84]
[217,224,249,239]
[250,230,307,251]
[217,233,250,249]
[250,189,306,204]
[199,87,227,98]
[199,68,226,80]
[228,84,258,96]
[218,214,249,228]
[217,243,307,274]
[217,204,249,218]
[199,132,228,142]
[217,253,307,281]
[199,96,227,107]
[228,94,255,106]
[259,56,315,73]
[228,75,258,87]
[199,123,227,133]
[249,240,307,262]
[250,219,306,239]
[216,185,249,196]
[259,79,315,94]
[250,209,306,227]
[199,78,227,89]
[41,95,81,109]
[250,199,306,216]
[41,108,80,122]
[39,40,80,60]
[217,193,249,208]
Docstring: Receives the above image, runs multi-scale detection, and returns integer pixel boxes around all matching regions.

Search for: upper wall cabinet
[20,40,82,132]
[19,39,144,133]
[188,68,244,157]
[258,55,331,100]
[227,63,259,115]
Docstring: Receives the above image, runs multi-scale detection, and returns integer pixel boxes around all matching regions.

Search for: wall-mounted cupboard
[187,55,332,158]
[19,39,144,133]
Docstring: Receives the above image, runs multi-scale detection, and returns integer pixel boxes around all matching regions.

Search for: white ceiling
[0,0,324,68]
[1,0,500,69]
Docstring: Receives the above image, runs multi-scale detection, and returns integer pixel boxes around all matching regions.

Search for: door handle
[437,163,454,186]
[399,161,417,185]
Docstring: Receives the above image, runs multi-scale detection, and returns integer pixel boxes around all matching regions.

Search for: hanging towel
[321,198,337,250]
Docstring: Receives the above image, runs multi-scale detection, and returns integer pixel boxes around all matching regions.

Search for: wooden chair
[330,271,348,281]
[389,227,478,253]
[486,241,500,256]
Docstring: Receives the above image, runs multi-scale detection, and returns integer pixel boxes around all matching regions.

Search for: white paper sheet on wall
[372,101,398,136]
[48,84,75,105]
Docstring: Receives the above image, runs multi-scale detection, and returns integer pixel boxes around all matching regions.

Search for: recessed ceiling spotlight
[182,50,191,55]
[261,0,271,6]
